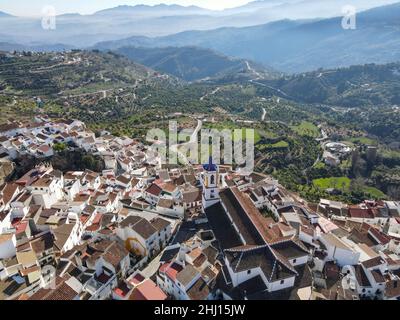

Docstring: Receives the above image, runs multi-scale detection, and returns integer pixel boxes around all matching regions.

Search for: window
[280,280,284,285]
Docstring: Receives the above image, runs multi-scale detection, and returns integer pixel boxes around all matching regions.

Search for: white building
[0,233,16,260]
[224,245,299,293]
[28,174,64,209]
[52,220,82,254]
[319,233,360,267]
[116,215,172,259]
[156,199,184,219]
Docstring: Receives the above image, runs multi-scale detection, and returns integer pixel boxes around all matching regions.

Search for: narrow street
[141,251,163,278]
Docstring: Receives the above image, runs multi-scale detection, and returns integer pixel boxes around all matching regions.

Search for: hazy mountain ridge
[94,4,212,16]
[2,2,400,75]
[94,3,400,73]
[0,42,75,52]
[0,11,13,18]
[0,0,397,47]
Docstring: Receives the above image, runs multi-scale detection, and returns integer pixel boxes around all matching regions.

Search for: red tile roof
[129,279,167,301]
[368,227,390,245]
[231,187,276,243]
[348,207,375,219]
[145,184,162,197]
[128,273,145,286]
[38,145,51,153]
[159,262,183,282]
[14,221,28,235]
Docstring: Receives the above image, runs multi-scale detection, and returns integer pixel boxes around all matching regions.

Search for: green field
[258,129,279,140]
[204,122,261,144]
[313,177,351,191]
[258,140,289,151]
[313,162,326,170]
[269,140,289,149]
[349,136,378,146]
[291,121,320,138]
[313,177,386,199]
[233,128,261,144]
[382,149,400,160]
[362,186,386,199]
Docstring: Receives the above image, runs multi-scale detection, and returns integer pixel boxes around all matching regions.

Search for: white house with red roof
[37,145,54,158]
[143,183,163,206]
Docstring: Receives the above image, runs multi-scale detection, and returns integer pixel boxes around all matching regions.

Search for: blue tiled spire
[203,156,217,171]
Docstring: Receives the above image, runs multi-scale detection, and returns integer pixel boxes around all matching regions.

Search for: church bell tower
[201,156,220,209]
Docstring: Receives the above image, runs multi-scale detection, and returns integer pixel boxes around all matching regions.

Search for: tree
[53,143,66,152]
[82,155,95,169]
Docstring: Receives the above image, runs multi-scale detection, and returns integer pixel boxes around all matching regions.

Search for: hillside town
[0,116,400,301]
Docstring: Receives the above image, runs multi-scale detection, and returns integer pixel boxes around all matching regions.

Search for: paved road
[246,61,293,101]
[316,128,328,142]
[245,61,263,80]
[261,107,267,121]
[200,87,221,101]
[250,79,292,99]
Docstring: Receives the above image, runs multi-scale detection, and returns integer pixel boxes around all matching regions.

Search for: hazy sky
[0,0,253,16]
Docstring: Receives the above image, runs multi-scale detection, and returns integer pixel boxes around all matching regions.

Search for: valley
[1,49,399,203]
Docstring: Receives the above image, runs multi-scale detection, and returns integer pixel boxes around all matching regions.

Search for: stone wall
[0,159,15,185]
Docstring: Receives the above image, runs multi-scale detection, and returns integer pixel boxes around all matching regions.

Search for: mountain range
[0,0,397,47]
[94,4,210,16]
[1,1,400,74]
[94,3,400,73]
[0,11,12,18]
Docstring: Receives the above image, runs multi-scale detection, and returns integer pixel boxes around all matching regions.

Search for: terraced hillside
[264,62,400,107]
[0,50,150,98]
[115,46,278,82]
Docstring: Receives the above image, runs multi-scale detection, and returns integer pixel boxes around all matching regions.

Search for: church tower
[201,156,220,209]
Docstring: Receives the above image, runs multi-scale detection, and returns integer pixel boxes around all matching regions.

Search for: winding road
[245,61,263,81]
[245,61,293,100]
[200,87,221,101]
[261,107,267,121]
